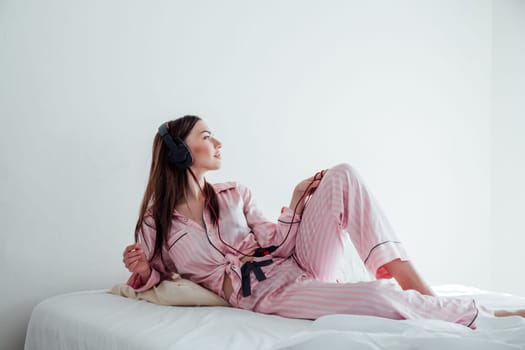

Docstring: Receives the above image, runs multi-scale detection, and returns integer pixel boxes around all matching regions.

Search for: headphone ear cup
[169,137,193,169]
[158,123,193,170]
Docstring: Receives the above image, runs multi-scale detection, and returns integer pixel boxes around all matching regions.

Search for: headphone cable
[192,169,325,258]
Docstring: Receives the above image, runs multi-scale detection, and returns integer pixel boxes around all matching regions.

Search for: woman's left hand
[289,169,327,215]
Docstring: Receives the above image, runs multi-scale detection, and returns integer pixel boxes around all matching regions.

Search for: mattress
[25,285,525,350]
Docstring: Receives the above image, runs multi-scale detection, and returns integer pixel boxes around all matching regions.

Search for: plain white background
[1,1,523,349]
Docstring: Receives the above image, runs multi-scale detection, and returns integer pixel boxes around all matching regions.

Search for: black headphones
[158,122,193,169]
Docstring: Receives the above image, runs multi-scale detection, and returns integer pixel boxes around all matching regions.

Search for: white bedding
[25,285,525,350]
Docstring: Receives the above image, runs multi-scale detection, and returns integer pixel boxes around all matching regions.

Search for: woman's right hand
[289,169,327,215]
[123,243,151,280]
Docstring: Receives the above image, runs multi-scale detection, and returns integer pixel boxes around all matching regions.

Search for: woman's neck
[186,168,206,202]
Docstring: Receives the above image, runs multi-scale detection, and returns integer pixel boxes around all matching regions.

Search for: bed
[25,284,525,350]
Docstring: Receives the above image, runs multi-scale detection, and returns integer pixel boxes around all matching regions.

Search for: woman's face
[185,120,222,172]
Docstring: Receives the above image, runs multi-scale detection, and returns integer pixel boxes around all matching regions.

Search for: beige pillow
[110,274,230,307]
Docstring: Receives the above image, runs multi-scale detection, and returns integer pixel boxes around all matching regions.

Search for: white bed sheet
[25,285,525,350]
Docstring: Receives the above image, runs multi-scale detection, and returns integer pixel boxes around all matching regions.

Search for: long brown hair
[134,115,220,261]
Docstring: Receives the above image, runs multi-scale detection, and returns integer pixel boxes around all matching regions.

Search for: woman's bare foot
[494,309,525,317]
[383,259,435,296]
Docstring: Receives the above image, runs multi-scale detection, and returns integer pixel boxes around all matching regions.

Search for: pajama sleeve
[126,215,168,292]
[240,183,301,258]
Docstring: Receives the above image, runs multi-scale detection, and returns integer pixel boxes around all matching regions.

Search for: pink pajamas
[294,162,407,281]
[128,163,482,328]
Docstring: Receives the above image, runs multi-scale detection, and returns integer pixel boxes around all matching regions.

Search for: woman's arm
[240,184,301,258]
[123,243,151,282]
[123,216,164,292]
[240,171,326,258]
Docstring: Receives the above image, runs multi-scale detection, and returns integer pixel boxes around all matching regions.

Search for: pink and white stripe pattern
[294,163,408,281]
[128,163,482,329]
[236,163,480,329]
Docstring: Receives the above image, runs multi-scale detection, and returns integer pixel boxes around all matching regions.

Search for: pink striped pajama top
[127,163,484,328]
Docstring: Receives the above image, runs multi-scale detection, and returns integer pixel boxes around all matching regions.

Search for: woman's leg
[293,162,432,294]
[495,310,525,317]
[256,277,480,329]
[383,259,434,296]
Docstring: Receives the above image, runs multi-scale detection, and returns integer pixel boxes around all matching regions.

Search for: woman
[123,115,524,329]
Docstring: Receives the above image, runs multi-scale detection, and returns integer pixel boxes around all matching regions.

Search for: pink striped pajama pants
[239,163,481,328]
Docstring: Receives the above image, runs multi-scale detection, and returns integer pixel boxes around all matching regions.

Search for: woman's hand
[289,169,328,215]
[123,243,151,282]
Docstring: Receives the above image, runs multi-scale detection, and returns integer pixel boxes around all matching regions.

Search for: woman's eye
[203,136,210,140]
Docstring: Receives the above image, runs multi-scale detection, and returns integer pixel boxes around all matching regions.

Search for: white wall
[491,0,525,297]
[0,1,509,349]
